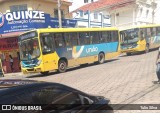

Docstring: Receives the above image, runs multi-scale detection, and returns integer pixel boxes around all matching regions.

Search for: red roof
[54,0,72,5]
[74,0,135,12]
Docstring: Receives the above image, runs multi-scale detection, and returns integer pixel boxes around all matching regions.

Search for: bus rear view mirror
[42,49,52,54]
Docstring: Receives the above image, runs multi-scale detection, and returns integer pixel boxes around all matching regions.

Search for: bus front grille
[27,69,34,71]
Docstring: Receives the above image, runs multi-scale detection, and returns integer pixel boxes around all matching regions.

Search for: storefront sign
[5,11,45,21]
[0,11,77,34]
[0,37,18,50]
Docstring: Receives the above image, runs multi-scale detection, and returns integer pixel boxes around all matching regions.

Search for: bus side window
[100,32,105,43]
[40,33,54,54]
[69,32,78,46]
[140,29,145,40]
[54,33,65,48]
[64,33,71,46]
[146,28,151,38]
[152,27,156,37]
[101,31,111,43]
[111,31,118,42]
[90,32,99,44]
[156,27,160,36]
[120,31,124,43]
[79,32,90,45]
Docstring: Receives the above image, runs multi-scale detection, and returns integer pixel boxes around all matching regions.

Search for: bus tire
[40,71,49,75]
[98,53,105,64]
[58,60,67,73]
[126,53,131,56]
[145,44,150,53]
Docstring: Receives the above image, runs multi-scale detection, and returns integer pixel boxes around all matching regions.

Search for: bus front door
[42,52,59,72]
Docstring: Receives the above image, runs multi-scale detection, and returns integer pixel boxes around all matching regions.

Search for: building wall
[111,8,133,27]
[0,0,70,18]
[69,0,98,12]
[31,0,70,18]
[0,0,71,73]
[70,0,158,28]
[72,10,111,28]
[154,0,160,24]
[109,0,156,29]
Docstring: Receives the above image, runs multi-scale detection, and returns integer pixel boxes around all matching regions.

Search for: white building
[69,0,97,12]
[71,0,111,28]
[108,0,157,29]
[154,0,160,24]
[71,0,158,29]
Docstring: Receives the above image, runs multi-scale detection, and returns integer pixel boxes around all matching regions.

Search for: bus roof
[120,24,160,31]
[20,27,119,36]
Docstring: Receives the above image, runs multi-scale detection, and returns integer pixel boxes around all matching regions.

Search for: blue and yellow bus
[120,24,160,55]
[18,28,121,75]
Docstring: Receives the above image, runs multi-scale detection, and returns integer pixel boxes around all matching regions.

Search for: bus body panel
[120,24,160,54]
[19,28,121,74]
[149,35,160,49]
[56,42,119,58]
[42,52,59,71]
[121,39,146,53]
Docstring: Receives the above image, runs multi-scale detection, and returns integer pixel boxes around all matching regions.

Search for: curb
[3,72,24,77]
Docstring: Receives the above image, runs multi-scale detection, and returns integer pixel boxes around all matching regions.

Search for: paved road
[1,49,160,113]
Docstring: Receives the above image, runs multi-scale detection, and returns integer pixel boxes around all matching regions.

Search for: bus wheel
[98,53,105,64]
[40,71,49,75]
[126,53,131,56]
[58,60,67,73]
[145,44,150,53]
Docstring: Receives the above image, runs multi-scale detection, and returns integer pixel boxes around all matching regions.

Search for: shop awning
[0,32,23,39]
[0,36,19,51]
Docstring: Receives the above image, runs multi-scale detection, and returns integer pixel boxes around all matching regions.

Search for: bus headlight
[36,60,41,66]
[21,62,25,68]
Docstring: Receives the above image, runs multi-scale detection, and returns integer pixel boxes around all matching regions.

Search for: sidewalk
[1,72,39,79]
[3,72,24,78]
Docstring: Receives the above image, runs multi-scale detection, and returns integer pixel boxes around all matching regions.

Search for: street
[1,49,160,113]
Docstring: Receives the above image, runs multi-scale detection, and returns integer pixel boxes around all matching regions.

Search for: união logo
[0,12,4,27]
[86,46,98,53]
[72,46,84,59]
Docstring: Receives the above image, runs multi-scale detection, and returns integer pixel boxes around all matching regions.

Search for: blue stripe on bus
[56,42,118,59]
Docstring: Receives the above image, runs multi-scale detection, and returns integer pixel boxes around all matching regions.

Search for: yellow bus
[120,24,160,55]
[18,28,121,75]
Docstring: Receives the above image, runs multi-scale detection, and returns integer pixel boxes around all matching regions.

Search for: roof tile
[74,0,135,12]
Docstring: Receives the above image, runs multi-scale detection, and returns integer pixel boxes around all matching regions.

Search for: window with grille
[10,4,27,12]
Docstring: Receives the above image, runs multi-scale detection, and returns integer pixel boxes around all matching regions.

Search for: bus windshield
[19,32,40,60]
[120,28,139,45]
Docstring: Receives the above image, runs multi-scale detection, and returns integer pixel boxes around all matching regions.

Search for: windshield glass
[120,28,139,45]
[19,37,40,60]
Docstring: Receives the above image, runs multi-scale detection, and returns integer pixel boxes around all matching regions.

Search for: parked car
[0,79,113,113]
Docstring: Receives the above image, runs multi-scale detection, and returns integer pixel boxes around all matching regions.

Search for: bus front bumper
[121,48,139,53]
[121,45,144,53]
[21,67,42,74]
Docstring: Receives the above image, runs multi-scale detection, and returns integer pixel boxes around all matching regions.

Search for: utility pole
[58,0,62,28]
[152,1,157,24]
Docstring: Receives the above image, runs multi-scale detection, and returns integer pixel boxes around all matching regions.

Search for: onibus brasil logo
[0,12,4,27]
